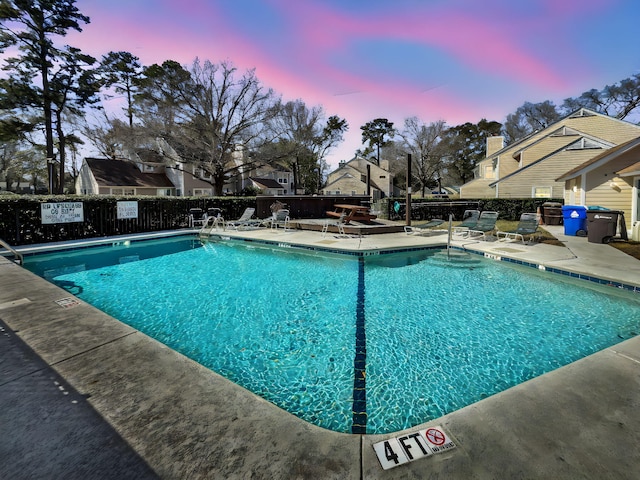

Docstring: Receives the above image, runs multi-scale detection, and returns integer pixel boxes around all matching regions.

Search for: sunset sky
[68,0,640,168]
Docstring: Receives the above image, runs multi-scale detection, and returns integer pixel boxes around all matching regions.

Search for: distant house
[460,108,640,199]
[239,164,293,195]
[323,156,395,199]
[76,158,175,196]
[556,136,640,226]
[77,137,297,197]
[248,177,286,195]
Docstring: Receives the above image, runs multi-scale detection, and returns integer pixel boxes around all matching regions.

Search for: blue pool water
[24,236,640,434]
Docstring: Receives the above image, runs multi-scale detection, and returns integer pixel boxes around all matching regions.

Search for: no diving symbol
[425,428,445,446]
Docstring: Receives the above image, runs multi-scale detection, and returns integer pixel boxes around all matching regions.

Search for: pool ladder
[0,238,23,265]
[198,216,225,239]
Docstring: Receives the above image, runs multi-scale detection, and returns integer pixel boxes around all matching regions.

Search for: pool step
[430,250,483,268]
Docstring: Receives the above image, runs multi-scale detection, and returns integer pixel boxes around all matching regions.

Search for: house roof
[616,161,640,176]
[86,158,174,188]
[250,177,283,189]
[323,171,385,193]
[555,136,640,181]
[490,135,614,187]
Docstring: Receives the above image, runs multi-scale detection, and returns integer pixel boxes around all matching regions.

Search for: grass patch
[610,240,640,261]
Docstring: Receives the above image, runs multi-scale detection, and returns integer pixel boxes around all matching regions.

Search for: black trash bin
[541,202,563,225]
[586,210,623,243]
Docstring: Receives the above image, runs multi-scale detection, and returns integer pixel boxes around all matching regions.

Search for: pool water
[24,237,640,434]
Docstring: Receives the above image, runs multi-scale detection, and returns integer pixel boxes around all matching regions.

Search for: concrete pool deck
[1,225,639,479]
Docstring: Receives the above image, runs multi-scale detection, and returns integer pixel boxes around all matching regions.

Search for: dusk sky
[68,0,640,168]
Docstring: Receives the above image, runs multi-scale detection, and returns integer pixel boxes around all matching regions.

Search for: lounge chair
[452,210,481,237]
[466,211,499,240]
[496,213,540,244]
[404,218,445,235]
[224,207,259,230]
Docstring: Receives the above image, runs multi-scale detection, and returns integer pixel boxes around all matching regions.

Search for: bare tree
[502,101,560,143]
[562,73,640,120]
[264,99,347,192]
[399,117,447,196]
[135,59,278,195]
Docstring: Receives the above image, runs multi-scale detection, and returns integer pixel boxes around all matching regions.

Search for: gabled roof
[486,108,639,162]
[556,136,640,181]
[489,135,613,187]
[86,158,174,188]
[250,177,283,189]
[323,172,385,192]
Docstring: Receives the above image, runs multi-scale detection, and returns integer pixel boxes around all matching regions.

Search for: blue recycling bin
[562,205,588,236]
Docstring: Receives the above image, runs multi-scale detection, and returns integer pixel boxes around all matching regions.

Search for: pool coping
[2,228,640,478]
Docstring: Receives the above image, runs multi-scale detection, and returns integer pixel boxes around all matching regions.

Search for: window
[532,186,552,198]
[361,174,367,182]
[195,168,211,179]
[484,165,495,179]
[193,189,210,196]
[278,177,286,184]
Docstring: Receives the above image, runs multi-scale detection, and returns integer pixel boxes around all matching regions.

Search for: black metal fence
[0,195,564,246]
[0,196,255,246]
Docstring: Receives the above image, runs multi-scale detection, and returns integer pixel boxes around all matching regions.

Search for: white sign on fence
[41,202,84,224]
[117,201,138,219]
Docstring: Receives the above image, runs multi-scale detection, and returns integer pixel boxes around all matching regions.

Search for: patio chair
[269,209,291,231]
[188,208,206,228]
[322,211,347,238]
[452,210,481,237]
[496,213,540,244]
[466,211,499,240]
[224,207,259,230]
[404,218,445,235]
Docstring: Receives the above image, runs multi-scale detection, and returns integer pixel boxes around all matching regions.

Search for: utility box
[632,221,640,242]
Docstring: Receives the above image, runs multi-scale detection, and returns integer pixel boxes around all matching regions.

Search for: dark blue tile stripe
[352,257,367,434]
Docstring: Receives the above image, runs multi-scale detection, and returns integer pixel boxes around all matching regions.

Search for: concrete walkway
[1,226,639,479]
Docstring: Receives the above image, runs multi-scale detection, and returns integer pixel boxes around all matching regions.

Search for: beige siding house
[323,156,395,199]
[557,136,640,228]
[460,109,640,199]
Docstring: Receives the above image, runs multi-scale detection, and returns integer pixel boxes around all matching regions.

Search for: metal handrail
[0,238,23,265]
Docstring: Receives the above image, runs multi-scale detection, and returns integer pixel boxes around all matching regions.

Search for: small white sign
[373,425,455,470]
[117,201,138,219]
[41,202,84,224]
[419,426,456,453]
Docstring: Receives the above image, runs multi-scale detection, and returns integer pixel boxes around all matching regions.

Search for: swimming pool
[24,236,640,434]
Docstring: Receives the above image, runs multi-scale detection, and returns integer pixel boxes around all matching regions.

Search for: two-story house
[323,155,395,199]
[460,108,640,199]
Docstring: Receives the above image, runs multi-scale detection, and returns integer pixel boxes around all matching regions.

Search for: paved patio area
[1,224,639,479]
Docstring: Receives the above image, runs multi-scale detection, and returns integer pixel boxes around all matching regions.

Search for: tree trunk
[39,30,56,193]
